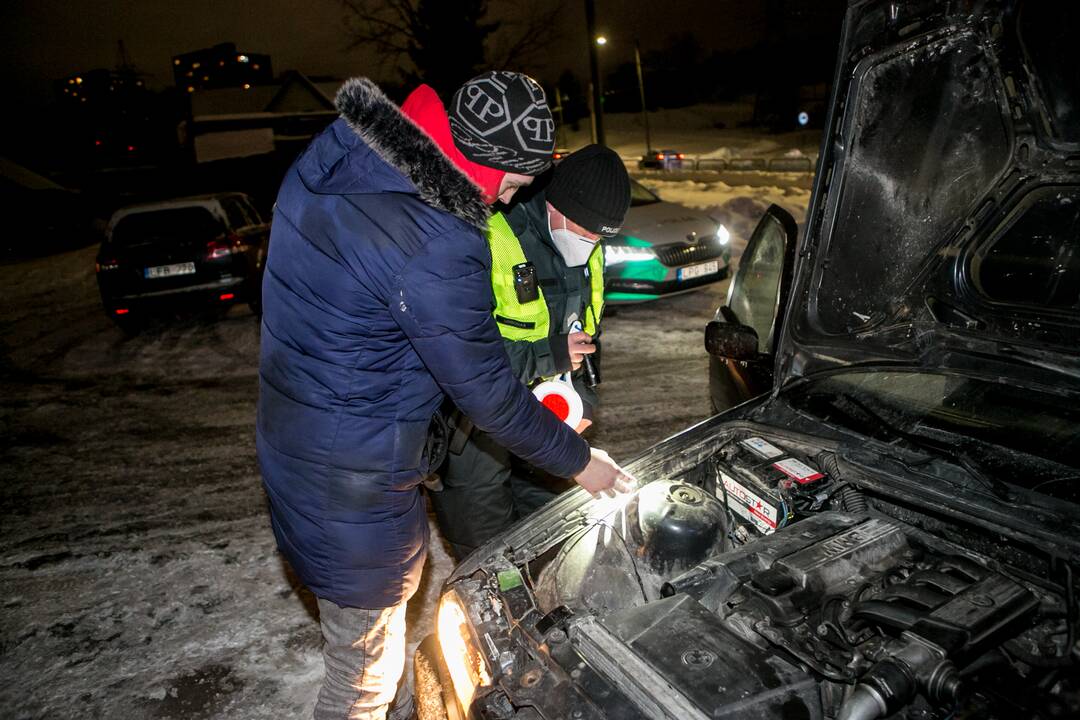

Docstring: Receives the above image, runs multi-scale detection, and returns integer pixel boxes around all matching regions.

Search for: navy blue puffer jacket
[257,79,590,609]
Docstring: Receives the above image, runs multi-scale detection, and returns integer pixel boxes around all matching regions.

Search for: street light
[634,40,653,155]
[585,0,605,145]
[593,35,609,146]
[589,32,653,156]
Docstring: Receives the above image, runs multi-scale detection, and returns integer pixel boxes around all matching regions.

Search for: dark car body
[95,193,269,324]
[416,2,1080,719]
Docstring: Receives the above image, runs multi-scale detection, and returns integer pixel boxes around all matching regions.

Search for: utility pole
[585,0,605,146]
[634,40,652,153]
[553,88,566,148]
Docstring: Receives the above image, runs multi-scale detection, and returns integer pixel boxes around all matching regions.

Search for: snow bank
[561,102,822,162]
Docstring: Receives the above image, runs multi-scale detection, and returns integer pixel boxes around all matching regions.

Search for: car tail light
[206,240,231,259]
[114,308,130,315]
[96,259,119,273]
[676,153,685,160]
[655,153,664,160]
[206,233,244,259]
[219,293,235,301]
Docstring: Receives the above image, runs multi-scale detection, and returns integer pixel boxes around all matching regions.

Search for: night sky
[5,0,801,109]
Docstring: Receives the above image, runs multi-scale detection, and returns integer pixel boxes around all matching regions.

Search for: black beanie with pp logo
[449,71,555,176]
[546,145,631,237]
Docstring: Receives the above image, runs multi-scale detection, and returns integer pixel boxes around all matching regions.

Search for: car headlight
[437,589,492,713]
[716,224,731,246]
[604,243,657,265]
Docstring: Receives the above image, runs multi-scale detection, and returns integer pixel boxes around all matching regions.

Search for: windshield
[629,179,660,207]
[787,370,1080,501]
[110,207,224,249]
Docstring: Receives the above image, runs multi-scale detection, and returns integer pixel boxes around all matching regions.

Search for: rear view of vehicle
[95,194,268,328]
[638,149,685,171]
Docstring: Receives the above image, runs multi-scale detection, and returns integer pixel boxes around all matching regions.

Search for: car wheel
[247,273,264,317]
[112,313,145,336]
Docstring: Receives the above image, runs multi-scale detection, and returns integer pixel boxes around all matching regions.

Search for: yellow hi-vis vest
[487,212,604,342]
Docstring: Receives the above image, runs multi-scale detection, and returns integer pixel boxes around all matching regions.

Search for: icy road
[1,180,808,718]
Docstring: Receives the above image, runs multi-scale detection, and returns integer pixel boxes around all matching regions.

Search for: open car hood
[776,0,1080,390]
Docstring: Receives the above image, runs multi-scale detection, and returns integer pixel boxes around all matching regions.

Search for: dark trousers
[430,429,572,561]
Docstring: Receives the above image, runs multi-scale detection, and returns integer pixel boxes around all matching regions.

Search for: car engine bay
[447,431,1079,719]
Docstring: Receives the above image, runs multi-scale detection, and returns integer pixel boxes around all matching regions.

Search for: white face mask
[547,213,597,267]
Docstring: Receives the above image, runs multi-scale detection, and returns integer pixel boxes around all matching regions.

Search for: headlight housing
[604,243,657,265]
[437,589,492,713]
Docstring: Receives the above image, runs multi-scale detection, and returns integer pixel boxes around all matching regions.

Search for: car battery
[715,436,827,536]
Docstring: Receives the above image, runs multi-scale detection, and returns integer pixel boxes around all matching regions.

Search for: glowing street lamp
[585,0,605,145]
[634,40,653,155]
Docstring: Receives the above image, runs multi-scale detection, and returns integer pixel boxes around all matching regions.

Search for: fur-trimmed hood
[334,78,490,230]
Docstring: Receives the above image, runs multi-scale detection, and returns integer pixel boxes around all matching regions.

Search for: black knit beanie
[448,71,555,176]
[546,145,631,236]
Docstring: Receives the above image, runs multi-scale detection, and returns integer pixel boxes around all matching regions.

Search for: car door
[705,204,798,412]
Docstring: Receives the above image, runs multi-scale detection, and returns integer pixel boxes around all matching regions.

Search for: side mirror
[705,316,759,360]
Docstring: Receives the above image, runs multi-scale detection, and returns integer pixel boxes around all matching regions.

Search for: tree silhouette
[340,0,563,100]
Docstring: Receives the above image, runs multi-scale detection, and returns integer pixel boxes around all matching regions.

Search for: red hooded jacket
[401,84,506,204]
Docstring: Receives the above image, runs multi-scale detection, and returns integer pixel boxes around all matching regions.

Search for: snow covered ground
[1,117,813,718]
[562,100,822,162]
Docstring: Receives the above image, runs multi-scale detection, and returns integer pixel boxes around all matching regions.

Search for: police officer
[432,144,632,560]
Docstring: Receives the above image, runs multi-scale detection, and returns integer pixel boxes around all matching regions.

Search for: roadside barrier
[622,155,817,173]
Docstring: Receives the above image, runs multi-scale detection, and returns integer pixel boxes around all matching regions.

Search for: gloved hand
[573,447,634,498]
[567,331,596,370]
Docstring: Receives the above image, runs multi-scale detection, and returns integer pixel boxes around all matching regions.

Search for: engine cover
[572,512,1040,719]
[571,594,823,720]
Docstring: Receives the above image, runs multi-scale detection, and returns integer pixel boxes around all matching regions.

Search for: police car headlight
[604,244,656,265]
[437,589,492,713]
[716,224,731,246]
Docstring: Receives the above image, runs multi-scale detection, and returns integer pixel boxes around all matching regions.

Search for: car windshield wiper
[818,393,1016,503]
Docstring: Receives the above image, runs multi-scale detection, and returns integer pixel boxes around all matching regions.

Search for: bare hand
[567,331,596,370]
[574,418,593,434]
[573,448,634,498]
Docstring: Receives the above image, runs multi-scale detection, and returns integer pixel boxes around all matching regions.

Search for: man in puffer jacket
[257,71,633,720]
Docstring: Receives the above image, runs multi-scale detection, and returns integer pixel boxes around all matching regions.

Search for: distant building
[172,43,273,93]
[184,71,340,163]
[55,68,146,106]
[54,68,161,163]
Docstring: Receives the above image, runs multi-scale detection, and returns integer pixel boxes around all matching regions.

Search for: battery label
[740,437,784,459]
[720,472,779,534]
[772,458,824,484]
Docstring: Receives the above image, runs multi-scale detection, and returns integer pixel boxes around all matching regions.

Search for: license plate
[678,260,719,281]
[145,262,196,279]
